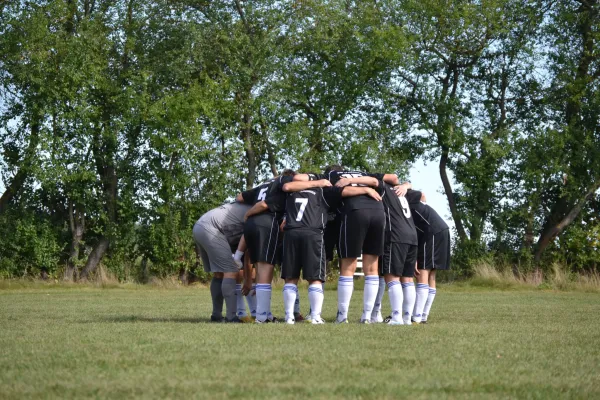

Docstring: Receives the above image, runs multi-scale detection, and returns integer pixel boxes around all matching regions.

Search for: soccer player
[279,178,383,324]
[295,166,398,323]
[369,180,418,325]
[242,171,296,323]
[192,202,251,323]
[403,189,451,324]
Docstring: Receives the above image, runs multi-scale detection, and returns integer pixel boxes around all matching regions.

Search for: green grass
[1,285,599,399]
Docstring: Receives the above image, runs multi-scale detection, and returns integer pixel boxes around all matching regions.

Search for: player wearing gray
[193,202,251,322]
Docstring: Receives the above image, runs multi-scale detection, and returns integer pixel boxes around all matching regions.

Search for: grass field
[1,284,599,399]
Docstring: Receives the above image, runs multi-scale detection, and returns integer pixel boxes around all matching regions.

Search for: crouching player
[403,189,451,324]
[193,201,251,323]
[280,178,383,324]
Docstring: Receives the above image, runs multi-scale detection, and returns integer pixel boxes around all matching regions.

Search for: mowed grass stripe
[1,287,599,399]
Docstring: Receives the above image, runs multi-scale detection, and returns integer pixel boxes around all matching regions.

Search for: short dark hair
[324,165,343,174]
[281,169,296,177]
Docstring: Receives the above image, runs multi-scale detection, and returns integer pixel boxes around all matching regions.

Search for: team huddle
[193,166,450,324]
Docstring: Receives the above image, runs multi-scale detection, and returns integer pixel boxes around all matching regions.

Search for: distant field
[1,284,599,399]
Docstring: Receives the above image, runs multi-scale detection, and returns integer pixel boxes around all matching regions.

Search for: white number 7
[295,198,309,221]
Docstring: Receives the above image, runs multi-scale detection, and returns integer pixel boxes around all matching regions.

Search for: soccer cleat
[387,319,404,325]
[267,316,280,323]
[285,318,295,325]
[334,318,349,324]
[210,315,224,323]
[359,319,371,324]
[254,319,268,324]
[305,313,313,322]
[421,319,428,324]
[294,313,305,322]
[239,316,254,323]
[371,311,384,324]
[224,317,243,323]
[411,318,421,325]
[383,315,392,323]
[311,316,326,324]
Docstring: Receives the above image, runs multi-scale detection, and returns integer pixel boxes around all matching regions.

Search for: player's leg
[400,245,417,324]
[193,223,224,321]
[412,237,432,324]
[422,229,450,323]
[283,278,299,324]
[370,265,385,323]
[422,269,436,323]
[281,230,301,324]
[383,243,411,325]
[360,210,386,323]
[336,212,363,323]
[255,261,275,323]
[302,231,326,324]
[413,269,430,324]
[245,257,257,318]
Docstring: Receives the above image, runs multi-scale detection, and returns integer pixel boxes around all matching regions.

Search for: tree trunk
[439,145,468,241]
[64,202,85,281]
[79,237,110,281]
[534,180,600,263]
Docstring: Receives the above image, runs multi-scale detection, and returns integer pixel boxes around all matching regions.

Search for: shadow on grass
[80,315,215,324]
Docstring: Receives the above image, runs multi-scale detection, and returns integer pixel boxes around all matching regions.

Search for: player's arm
[335,176,379,188]
[383,174,399,185]
[293,173,326,182]
[393,181,412,197]
[244,201,269,221]
[341,186,382,201]
[241,252,253,295]
[283,179,331,192]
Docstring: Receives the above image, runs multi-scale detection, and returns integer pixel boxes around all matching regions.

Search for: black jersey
[308,170,383,213]
[284,186,344,232]
[264,175,293,218]
[405,190,449,237]
[241,179,275,205]
[379,182,418,245]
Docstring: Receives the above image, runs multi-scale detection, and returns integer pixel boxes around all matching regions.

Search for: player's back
[284,188,329,231]
[381,183,418,245]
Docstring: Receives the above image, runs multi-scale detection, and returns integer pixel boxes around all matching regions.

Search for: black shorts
[281,229,326,282]
[324,217,341,262]
[338,209,385,258]
[244,214,281,265]
[379,242,417,277]
[417,229,451,270]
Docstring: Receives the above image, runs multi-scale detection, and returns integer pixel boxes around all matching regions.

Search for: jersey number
[257,187,268,201]
[399,196,411,218]
[295,198,309,221]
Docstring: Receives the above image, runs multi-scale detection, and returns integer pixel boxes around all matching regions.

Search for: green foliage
[1,0,598,281]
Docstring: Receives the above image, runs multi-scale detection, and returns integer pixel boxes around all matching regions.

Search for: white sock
[423,288,436,321]
[255,284,272,322]
[246,283,257,317]
[308,283,324,319]
[283,284,297,320]
[361,275,380,321]
[371,277,385,319]
[294,292,301,315]
[402,282,416,324]
[337,276,354,322]
[413,283,429,323]
[387,281,403,322]
[235,284,247,317]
